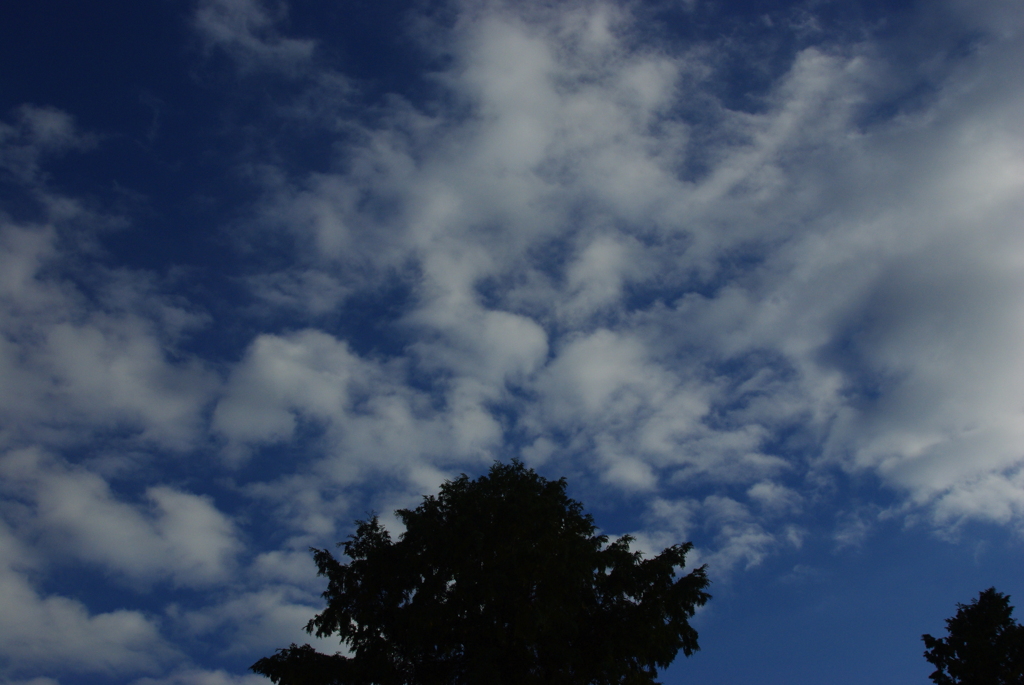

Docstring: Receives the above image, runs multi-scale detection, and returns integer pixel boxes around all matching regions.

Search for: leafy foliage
[252,460,711,685]
[922,587,1024,685]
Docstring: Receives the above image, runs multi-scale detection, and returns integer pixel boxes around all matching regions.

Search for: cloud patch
[0,449,241,587]
[0,520,174,676]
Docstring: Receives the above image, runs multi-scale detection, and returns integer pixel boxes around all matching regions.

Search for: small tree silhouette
[922,587,1024,685]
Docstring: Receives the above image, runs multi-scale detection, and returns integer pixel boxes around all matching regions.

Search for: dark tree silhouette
[252,460,711,685]
[922,587,1024,685]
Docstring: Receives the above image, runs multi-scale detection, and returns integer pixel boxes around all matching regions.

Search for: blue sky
[2,0,1023,683]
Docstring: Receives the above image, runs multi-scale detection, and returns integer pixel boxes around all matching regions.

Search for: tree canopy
[922,587,1024,685]
[252,460,711,685]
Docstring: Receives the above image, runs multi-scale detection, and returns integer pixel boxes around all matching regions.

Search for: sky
[1,0,1023,683]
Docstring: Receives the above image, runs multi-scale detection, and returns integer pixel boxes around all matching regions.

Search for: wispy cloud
[194,0,315,70]
[192,0,1024,549]
[223,0,1024,531]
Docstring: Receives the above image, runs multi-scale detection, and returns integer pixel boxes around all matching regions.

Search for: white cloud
[213,330,370,446]
[537,329,659,420]
[242,473,352,542]
[747,481,803,514]
[252,549,321,588]
[562,234,647,319]
[0,519,174,675]
[214,328,504,489]
[408,294,549,386]
[0,215,216,451]
[42,318,214,444]
[725,36,1024,523]
[0,449,241,586]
